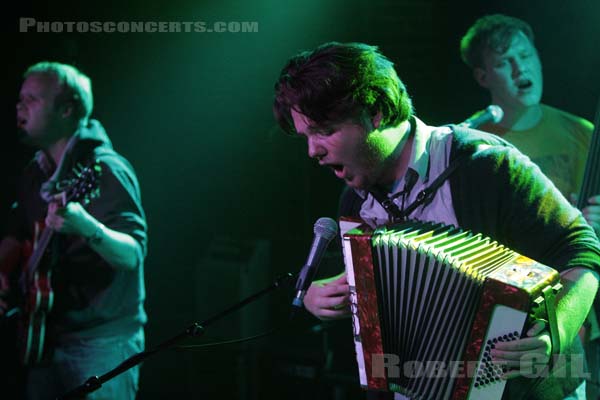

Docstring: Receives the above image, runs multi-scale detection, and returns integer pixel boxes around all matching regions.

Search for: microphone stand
[57,272,295,400]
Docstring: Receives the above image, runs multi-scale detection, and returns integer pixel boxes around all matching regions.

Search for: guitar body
[18,222,55,365]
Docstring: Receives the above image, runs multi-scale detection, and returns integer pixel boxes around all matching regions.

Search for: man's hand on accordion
[303,273,351,320]
[490,319,552,379]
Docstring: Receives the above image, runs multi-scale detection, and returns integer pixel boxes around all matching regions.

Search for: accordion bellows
[341,219,561,400]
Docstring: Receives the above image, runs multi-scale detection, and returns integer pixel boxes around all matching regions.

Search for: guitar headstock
[56,160,102,206]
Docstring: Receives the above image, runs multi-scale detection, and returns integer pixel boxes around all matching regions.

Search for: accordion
[340,219,561,400]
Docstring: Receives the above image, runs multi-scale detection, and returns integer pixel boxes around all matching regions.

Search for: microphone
[291,217,339,309]
[459,105,504,129]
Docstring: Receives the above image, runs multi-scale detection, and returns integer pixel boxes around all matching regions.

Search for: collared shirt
[355,117,458,229]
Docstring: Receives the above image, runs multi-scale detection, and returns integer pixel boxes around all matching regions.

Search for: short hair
[273,42,413,134]
[460,14,535,69]
[25,61,93,122]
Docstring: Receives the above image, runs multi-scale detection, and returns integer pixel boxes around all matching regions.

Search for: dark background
[2,0,599,399]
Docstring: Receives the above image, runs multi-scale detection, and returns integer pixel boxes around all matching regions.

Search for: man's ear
[473,67,488,89]
[372,111,383,129]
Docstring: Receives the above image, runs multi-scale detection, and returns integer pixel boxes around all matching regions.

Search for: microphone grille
[314,217,338,241]
[488,105,504,123]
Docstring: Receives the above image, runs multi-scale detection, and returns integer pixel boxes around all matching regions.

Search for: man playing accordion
[273,42,599,400]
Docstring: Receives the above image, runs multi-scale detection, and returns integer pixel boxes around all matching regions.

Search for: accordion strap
[370,154,467,222]
[401,154,466,220]
[519,283,563,399]
[542,284,562,357]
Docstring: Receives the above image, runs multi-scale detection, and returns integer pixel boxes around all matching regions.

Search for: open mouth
[17,117,27,128]
[328,164,345,178]
[516,79,533,90]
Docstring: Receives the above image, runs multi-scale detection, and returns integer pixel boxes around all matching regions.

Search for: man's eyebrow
[296,123,318,135]
[307,123,336,134]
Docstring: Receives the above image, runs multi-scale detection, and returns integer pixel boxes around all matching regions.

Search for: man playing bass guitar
[460,15,600,399]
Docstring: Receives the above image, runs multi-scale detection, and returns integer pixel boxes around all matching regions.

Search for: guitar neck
[577,98,600,209]
[24,227,55,281]
[21,161,101,283]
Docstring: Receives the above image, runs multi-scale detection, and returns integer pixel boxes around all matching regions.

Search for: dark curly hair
[273,42,413,134]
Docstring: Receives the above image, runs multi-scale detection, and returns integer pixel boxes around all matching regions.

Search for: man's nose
[511,58,526,78]
[307,137,326,160]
